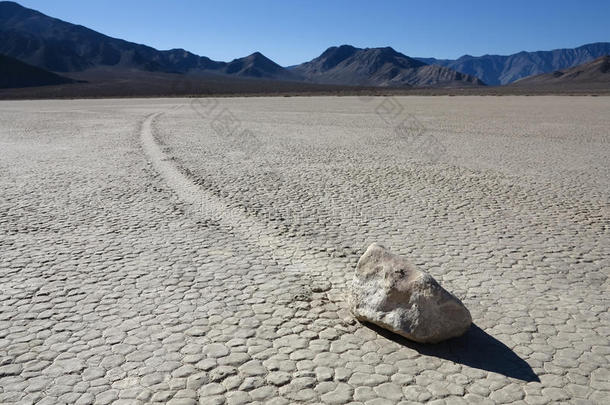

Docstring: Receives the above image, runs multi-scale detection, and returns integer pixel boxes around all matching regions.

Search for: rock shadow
[363,322,540,382]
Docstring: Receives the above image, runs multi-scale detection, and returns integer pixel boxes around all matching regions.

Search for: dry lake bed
[0,96,609,404]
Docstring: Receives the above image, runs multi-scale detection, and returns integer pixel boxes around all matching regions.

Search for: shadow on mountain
[0,54,76,88]
[363,322,539,382]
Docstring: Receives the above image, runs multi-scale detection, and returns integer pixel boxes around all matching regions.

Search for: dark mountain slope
[0,1,173,72]
[416,43,610,85]
[0,1,291,79]
[222,52,299,80]
[512,55,610,87]
[293,45,484,87]
[0,53,75,88]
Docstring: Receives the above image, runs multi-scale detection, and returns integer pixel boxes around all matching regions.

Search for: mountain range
[1,1,609,92]
[292,45,483,87]
[416,43,610,85]
[0,1,481,88]
[512,55,610,87]
[0,1,223,73]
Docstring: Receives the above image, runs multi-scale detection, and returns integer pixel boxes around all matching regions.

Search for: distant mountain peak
[317,45,360,70]
[324,44,358,52]
[228,52,279,66]
[0,1,24,11]
[292,44,482,87]
[247,51,265,58]
[0,1,46,21]
[223,51,296,79]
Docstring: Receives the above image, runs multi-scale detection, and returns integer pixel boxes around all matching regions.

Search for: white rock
[349,243,471,343]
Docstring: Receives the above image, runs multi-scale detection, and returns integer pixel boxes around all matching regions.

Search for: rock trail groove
[141,109,348,302]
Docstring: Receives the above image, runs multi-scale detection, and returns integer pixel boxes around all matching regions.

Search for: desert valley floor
[0,96,609,405]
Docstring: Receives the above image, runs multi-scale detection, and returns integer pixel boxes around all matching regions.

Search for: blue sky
[16,0,610,66]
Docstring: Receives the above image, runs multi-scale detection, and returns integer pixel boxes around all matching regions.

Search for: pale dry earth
[0,96,609,405]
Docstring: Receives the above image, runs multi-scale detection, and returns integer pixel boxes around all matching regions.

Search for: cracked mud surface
[1,96,609,404]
